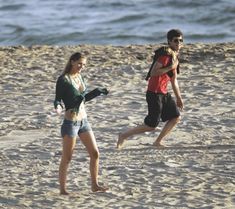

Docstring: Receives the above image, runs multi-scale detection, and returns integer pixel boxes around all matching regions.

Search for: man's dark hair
[167,29,183,42]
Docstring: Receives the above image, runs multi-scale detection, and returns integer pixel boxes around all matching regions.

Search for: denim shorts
[61,118,92,138]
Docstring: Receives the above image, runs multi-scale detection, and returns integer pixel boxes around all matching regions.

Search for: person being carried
[54,52,109,195]
[117,29,184,149]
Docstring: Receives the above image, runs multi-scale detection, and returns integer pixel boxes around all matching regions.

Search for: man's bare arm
[150,59,178,76]
[171,73,184,110]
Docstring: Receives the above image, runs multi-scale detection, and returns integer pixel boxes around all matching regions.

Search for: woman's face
[71,57,87,73]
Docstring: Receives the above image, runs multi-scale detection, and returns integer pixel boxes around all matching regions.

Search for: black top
[54,75,86,111]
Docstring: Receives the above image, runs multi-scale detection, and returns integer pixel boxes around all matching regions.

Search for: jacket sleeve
[84,88,109,102]
[54,76,64,109]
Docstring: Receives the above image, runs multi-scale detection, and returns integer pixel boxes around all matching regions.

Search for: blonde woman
[54,52,108,195]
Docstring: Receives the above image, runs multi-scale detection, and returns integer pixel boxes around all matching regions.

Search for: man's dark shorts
[144,91,180,128]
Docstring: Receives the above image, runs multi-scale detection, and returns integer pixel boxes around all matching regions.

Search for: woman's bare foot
[92,184,109,193]
[117,133,126,149]
[60,190,69,195]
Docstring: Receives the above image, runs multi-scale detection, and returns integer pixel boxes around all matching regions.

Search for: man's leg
[117,92,162,149]
[117,124,155,149]
[153,116,180,147]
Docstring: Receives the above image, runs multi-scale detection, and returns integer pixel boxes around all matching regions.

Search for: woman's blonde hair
[62,52,86,75]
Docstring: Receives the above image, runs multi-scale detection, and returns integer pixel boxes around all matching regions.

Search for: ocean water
[0,0,234,46]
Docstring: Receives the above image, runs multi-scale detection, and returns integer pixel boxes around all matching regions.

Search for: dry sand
[0,43,234,208]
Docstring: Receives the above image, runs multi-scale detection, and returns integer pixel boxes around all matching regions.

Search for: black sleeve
[54,76,65,109]
[84,88,109,102]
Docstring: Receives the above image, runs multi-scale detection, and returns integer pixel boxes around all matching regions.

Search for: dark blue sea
[0,0,234,46]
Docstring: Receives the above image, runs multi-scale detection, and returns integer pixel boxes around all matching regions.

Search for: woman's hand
[55,105,63,115]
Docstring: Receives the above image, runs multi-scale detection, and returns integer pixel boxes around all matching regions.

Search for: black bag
[145,46,179,80]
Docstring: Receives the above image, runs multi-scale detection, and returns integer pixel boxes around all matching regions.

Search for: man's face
[169,36,183,52]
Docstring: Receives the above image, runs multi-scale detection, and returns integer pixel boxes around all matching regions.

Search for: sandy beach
[0,43,234,208]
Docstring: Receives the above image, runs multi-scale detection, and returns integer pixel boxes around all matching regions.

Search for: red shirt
[147,55,174,94]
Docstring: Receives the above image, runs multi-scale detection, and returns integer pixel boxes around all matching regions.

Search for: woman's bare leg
[79,131,108,192]
[59,135,77,195]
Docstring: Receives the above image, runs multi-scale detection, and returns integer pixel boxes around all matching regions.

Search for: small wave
[81,1,134,9]
[158,0,215,8]
[5,24,25,33]
[105,34,161,44]
[109,14,148,23]
[10,32,85,46]
[194,12,235,25]
[187,33,231,43]
[0,4,26,11]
